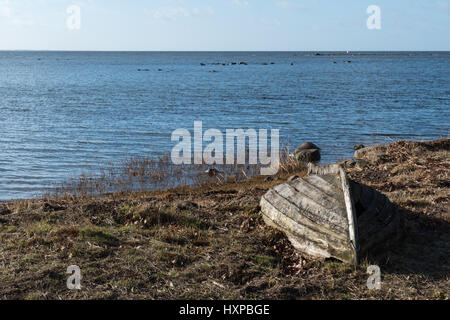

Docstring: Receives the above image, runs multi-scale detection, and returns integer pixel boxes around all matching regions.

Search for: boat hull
[260,165,402,264]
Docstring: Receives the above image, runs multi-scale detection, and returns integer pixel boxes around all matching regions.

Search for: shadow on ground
[365,208,450,279]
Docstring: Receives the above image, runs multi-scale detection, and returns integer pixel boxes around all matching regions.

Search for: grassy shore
[0,139,448,300]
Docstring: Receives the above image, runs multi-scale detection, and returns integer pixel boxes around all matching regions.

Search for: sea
[0,51,449,200]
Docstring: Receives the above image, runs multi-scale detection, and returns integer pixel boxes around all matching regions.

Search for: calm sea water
[0,51,449,200]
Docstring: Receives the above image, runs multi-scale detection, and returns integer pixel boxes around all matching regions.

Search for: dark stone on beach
[287,175,299,182]
[294,142,321,162]
[297,142,320,151]
[294,149,321,162]
[353,144,365,151]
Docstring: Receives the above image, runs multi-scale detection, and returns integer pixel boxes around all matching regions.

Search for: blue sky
[0,0,449,51]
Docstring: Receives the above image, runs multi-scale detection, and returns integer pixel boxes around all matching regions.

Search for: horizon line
[1,50,449,53]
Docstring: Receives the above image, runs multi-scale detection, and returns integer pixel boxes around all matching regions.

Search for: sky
[0,0,449,51]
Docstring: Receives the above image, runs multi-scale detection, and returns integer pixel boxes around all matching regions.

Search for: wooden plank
[339,168,359,265]
[289,178,345,212]
[305,175,343,200]
[307,163,341,175]
[261,198,333,258]
[273,183,348,234]
[261,195,353,260]
[262,189,348,242]
[262,190,348,244]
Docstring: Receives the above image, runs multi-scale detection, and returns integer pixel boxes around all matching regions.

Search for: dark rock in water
[157,69,163,72]
[314,53,321,56]
[270,62,275,65]
[261,62,268,65]
[209,70,218,73]
[291,63,294,66]
[200,63,206,66]
[353,144,365,151]
[294,149,321,162]
[239,62,248,65]
[229,62,237,65]
[297,142,320,151]
[137,69,150,72]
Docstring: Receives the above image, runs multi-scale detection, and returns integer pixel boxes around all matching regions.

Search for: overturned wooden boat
[260,164,403,264]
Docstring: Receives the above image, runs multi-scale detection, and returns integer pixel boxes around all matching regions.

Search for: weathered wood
[305,175,342,200]
[260,195,353,260]
[290,178,343,209]
[339,167,359,264]
[260,164,402,265]
[272,183,348,234]
[261,188,348,242]
[307,163,341,175]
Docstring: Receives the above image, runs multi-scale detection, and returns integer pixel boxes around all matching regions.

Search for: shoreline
[0,138,448,299]
[1,136,448,204]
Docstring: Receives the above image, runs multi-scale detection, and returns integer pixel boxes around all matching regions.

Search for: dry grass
[0,139,448,300]
[47,146,299,200]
